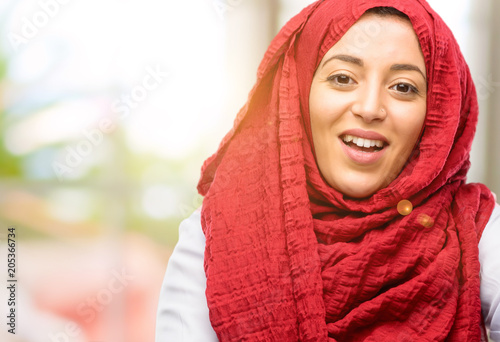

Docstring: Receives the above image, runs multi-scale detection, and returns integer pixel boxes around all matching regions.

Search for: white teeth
[343,135,354,143]
[342,135,385,148]
[356,138,366,147]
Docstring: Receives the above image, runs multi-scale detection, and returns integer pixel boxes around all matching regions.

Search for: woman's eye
[391,83,418,95]
[327,74,354,86]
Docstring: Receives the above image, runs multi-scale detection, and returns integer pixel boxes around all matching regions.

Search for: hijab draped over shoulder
[197,0,496,340]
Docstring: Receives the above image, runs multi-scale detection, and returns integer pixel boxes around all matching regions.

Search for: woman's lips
[339,129,388,164]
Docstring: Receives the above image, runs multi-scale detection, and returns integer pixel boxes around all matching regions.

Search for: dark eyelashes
[393,83,420,95]
[326,73,420,96]
[326,73,353,85]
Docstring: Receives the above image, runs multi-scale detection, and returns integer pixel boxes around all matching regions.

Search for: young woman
[157,0,500,340]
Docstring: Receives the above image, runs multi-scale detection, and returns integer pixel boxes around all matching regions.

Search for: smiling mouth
[340,134,387,153]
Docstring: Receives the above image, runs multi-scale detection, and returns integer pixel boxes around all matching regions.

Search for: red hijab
[197,0,496,340]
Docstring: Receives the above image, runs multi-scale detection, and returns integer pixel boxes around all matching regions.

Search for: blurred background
[0,0,497,341]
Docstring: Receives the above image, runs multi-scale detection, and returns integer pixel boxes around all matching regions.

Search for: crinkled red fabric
[197,0,496,341]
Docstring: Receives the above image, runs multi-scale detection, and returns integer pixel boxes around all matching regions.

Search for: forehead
[326,13,422,58]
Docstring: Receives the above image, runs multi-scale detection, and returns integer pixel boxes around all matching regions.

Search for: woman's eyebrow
[321,55,427,82]
[391,64,427,82]
[321,54,363,69]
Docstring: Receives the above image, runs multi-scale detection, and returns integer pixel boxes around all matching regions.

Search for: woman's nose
[351,85,387,122]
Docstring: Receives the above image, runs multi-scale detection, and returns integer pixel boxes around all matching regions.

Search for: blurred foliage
[0,3,203,249]
[0,142,23,177]
[0,16,23,178]
[0,54,7,80]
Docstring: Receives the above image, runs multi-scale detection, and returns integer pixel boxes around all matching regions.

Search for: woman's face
[309,13,427,198]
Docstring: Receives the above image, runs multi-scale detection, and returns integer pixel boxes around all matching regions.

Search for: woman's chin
[331,179,383,199]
